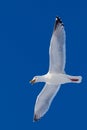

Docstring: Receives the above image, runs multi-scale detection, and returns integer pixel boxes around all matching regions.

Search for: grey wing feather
[34,84,60,121]
[49,17,66,73]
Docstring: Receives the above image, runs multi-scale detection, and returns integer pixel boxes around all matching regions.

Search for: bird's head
[30,76,38,84]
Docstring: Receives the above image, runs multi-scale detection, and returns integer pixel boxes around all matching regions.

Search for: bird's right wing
[34,83,60,121]
[49,16,66,73]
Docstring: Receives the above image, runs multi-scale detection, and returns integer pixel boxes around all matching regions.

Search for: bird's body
[36,73,81,85]
[43,73,70,85]
[30,16,82,121]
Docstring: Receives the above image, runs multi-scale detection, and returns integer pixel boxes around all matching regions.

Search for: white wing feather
[49,18,66,73]
[34,84,60,121]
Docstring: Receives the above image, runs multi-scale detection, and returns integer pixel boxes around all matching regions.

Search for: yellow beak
[30,79,36,84]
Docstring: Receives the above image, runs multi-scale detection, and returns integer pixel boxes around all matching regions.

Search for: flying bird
[30,16,82,121]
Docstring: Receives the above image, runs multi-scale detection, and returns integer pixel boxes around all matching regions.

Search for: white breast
[45,73,71,85]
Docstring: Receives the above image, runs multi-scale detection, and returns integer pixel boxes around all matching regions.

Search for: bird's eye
[34,77,36,80]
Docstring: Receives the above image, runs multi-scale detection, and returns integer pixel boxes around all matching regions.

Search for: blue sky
[0,0,87,129]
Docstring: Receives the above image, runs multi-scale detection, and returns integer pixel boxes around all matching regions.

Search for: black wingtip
[33,114,39,122]
[56,16,63,24]
[54,16,64,30]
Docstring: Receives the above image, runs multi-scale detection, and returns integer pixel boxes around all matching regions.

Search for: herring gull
[30,16,82,121]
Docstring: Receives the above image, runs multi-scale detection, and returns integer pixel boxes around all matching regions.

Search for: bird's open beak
[30,79,36,84]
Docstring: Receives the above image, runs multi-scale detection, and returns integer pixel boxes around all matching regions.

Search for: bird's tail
[68,75,82,83]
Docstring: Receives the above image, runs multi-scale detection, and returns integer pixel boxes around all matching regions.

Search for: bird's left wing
[33,83,60,121]
[49,16,66,73]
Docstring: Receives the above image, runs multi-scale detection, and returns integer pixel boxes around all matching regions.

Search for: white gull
[30,16,82,121]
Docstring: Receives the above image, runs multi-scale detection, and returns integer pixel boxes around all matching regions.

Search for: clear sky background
[0,0,87,129]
